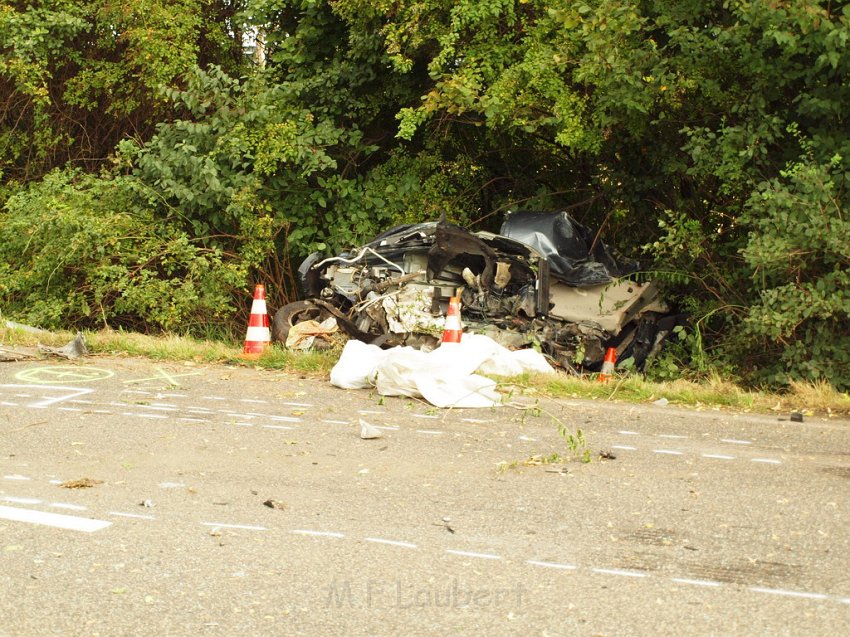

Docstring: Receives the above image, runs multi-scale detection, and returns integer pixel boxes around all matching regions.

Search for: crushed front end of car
[273,212,679,372]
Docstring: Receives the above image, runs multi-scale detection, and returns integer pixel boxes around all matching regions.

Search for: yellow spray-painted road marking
[123,366,201,386]
[15,367,114,384]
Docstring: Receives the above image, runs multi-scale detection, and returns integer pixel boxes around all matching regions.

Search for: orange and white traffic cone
[441,296,463,345]
[242,284,271,359]
[597,347,617,383]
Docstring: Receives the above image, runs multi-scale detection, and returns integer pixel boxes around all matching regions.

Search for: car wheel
[271,301,331,343]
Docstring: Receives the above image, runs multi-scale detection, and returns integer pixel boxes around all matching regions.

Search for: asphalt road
[0,357,848,636]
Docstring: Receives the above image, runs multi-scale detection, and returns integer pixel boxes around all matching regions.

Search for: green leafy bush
[738,158,850,390]
[0,169,244,334]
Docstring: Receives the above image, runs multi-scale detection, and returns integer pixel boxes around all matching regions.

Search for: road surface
[0,357,848,636]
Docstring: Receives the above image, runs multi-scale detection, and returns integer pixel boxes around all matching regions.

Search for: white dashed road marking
[749,587,829,601]
[671,578,722,588]
[445,550,502,560]
[291,530,345,539]
[592,568,648,578]
[365,538,418,549]
[109,512,156,520]
[526,560,577,570]
[0,504,111,532]
[201,522,267,531]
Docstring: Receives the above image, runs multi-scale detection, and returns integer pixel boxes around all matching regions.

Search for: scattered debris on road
[0,346,37,362]
[285,316,338,350]
[433,517,455,534]
[359,418,383,439]
[263,499,287,510]
[60,477,103,489]
[38,332,88,360]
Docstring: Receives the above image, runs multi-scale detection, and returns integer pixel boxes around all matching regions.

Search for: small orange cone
[243,284,271,359]
[597,347,617,383]
[441,296,463,344]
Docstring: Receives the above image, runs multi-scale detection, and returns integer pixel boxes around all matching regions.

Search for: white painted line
[658,434,688,439]
[670,577,722,588]
[178,417,209,423]
[282,402,313,408]
[374,425,400,431]
[323,420,349,425]
[138,405,177,412]
[592,568,648,578]
[3,475,31,481]
[69,400,95,404]
[262,425,296,431]
[158,482,185,489]
[58,407,82,412]
[187,408,214,413]
[518,435,537,442]
[526,560,577,570]
[618,430,639,436]
[653,449,683,456]
[748,587,829,601]
[49,502,87,511]
[48,479,63,485]
[445,550,502,560]
[122,412,168,419]
[702,453,735,460]
[358,410,383,415]
[109,511,156,520]
[240,399,268,404]
[92,410,112,414]
[14,385,95,408]
[413,414,439,420]
[365,538,417,549]
[416,430,444,435]
[1,401,18,406]
[201,522,267,531]
[839,598,850,605]
[0,505,111,532]
[123,390,152,395]
[752,458,781,465]
[149,403,178,408]
[612,445,637,451]
[267,416,302,423]
[721,438,752,445]
[290,530,345,538]
[202,396,226,401]
[3,496,41,505]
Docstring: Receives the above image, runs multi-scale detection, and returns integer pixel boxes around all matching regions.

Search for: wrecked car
[272,211,680,372]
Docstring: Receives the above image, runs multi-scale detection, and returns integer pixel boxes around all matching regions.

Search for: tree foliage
[0,0,245,185]
[1,0,849,389]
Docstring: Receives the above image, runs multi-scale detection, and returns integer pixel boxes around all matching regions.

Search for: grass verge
[2,325,849,417]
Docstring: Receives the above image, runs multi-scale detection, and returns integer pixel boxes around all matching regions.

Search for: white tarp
[329,334,555,408]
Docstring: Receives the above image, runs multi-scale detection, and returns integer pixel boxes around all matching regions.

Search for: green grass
[2,325,849,416]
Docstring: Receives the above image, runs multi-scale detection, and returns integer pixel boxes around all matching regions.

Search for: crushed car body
[273,211,680,372]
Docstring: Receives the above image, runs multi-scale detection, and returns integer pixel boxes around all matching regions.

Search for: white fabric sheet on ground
[330,334,555,408]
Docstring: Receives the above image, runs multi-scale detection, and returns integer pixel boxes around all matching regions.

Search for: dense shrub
[0,169,244,334]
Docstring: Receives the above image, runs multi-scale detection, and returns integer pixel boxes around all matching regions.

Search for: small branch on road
[5,420,48,433]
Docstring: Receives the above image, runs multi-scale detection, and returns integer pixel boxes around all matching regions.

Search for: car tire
[271,300,331,343]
